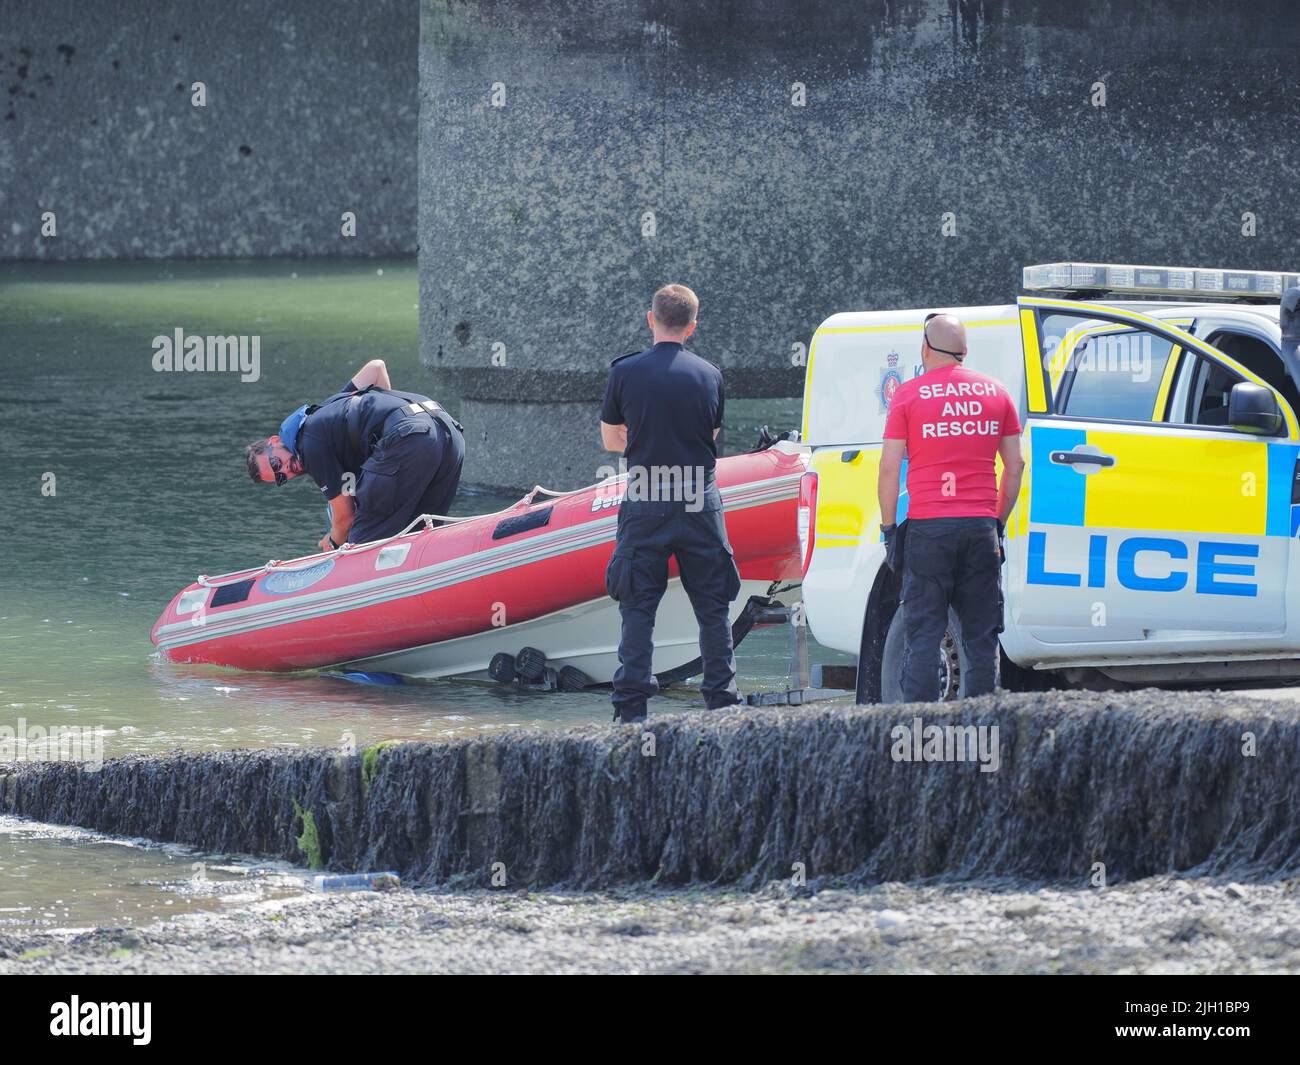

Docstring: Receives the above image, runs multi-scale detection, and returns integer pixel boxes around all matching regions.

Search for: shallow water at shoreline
[0,816,308,932]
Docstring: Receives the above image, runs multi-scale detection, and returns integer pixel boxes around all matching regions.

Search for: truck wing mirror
[1227,381,1282,435]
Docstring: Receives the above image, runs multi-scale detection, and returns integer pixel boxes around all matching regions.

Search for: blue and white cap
[278,404,310,457]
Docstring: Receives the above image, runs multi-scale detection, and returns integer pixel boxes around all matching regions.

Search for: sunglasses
[266,449,293,487]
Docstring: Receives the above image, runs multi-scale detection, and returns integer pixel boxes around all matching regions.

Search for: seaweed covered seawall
[2,691,1298,888]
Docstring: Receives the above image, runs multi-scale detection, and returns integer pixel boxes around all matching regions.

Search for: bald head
[923,314,967,363]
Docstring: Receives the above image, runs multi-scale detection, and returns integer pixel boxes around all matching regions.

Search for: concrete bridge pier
[417,0,836,489]
[416,0,1300,489]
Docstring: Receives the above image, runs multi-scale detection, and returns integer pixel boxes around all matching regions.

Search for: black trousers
[899,516,1001,702]
[605,487,743,721]
[349,414,465,544]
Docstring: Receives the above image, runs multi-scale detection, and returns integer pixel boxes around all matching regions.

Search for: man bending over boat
[245,359,465,551]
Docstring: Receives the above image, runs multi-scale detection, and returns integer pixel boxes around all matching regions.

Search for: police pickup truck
[797,262,1300,702]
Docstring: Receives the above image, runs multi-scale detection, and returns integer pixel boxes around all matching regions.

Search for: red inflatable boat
[151,443,807,683]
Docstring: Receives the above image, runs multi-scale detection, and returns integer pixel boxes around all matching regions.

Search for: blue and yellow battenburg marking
[1024,425,1300,598]
[1027,426,1299,536]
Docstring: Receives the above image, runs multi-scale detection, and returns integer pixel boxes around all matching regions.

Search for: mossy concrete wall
[3,691,1297,889]
[418,0,1300,488]
[0,0,416,260]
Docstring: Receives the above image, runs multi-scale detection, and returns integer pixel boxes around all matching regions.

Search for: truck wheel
[881,606,989,703]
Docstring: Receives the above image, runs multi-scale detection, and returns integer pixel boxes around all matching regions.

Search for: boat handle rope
[195,478,618,589]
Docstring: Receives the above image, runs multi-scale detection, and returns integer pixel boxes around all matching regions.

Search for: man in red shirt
[878,313,1025,701]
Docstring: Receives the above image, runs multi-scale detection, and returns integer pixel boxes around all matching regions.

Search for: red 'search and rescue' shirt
[882,363,1022,519]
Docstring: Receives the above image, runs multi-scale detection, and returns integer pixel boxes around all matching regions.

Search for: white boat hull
[346,579,772,683]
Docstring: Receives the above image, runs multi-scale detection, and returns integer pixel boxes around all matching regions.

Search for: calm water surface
[1,259,848,764]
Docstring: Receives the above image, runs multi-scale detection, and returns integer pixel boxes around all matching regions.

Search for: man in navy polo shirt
[599,284,743,723]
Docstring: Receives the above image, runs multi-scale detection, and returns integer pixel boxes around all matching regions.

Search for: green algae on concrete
[293,799,323,871]
[361,741,402,798]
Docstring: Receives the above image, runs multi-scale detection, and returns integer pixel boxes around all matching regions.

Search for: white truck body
[798,264,1300,698]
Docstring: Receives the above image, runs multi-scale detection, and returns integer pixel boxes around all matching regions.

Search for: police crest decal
[879,351,904,412]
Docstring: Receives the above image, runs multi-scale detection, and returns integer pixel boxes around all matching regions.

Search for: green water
[0,815,307,931]
[0,259,844,765]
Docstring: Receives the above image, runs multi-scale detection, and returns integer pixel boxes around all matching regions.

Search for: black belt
[377,401,463,443]
[338,396,463,453]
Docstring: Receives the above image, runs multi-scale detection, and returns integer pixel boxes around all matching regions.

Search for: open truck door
[1001,296,1299,668]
